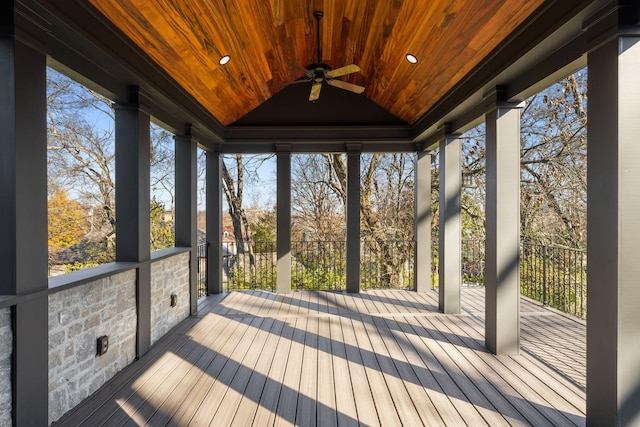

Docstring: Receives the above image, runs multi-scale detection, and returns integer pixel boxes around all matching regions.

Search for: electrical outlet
[97,335,109,356]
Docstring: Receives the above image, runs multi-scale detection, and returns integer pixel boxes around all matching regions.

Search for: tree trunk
[221,155,255,267]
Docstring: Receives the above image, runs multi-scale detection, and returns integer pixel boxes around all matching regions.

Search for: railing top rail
[521,241,586,254]
[202,239,584,252]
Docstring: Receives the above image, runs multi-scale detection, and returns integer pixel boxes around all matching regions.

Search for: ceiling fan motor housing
[306,63,332,78]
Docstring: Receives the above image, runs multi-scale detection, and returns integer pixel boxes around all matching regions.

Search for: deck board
[393,314,469,426]
[211,317,276,425]
[404,315,492,427]
[351,316,405,426]
[126,314,236,425]
[167,316,252,425]
[426,313,547,426]
[340,316,383,427]
[251,315,298,426]
[273,316,307,427]
[328,317,360,427]
[295,316,318,427]
[55,288,587,426]
[316,317,337,427]
[230,317,284,426]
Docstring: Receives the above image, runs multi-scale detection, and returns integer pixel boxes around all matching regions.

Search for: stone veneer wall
[0,308,11,427]
[48,270,137,424]
[150,252,191,345]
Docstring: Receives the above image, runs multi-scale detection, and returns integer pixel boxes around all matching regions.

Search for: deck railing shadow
[211,294,584,425]
[519,311,586,392]
[232,288,588,405]
[217,288,587,396]
[315,288,440,312]
[221,289,482,351]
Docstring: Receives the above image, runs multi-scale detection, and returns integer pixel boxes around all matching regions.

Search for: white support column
[415,151,432,292]
[276,149,292,294]
[206,150,223,294]
[439,134,462,313]
[485,95,521,355]
[346,149,361,293]
[586,6,640,424]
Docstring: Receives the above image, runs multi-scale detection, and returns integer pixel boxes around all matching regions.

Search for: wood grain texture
[87,0,546,125]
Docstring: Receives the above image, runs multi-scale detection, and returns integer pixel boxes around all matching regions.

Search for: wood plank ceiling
[87,0,546,126]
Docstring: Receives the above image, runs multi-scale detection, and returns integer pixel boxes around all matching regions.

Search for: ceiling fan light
[219,55,231,65]
[406,53,418,64]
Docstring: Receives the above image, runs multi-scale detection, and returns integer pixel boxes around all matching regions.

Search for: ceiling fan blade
[309,81,322,101]
[288,63,314,78]
[325,64,360,78]
[288,77,312,85]
[327,79,365,94]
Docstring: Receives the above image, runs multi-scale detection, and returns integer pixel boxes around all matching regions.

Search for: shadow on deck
[55,288,586,426]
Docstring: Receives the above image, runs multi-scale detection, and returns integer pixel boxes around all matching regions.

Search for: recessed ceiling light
[406,54,418,64]
[219,55,231,65]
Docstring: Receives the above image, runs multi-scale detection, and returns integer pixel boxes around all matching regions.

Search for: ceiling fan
[292,10,365,102]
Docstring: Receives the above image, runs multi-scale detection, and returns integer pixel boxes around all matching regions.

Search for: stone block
[67,322,83,340]
[74,333,96,363]
[48,349,62,370]
[59,307,80,326]
[83,313,101,331]
[81,281,102,307]
[49,330,65,352]
[48,388,68,425]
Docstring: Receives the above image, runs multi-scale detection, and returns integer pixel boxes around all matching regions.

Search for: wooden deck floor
[55,289,586,426]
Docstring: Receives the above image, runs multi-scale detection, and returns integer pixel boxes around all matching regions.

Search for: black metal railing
[521,242,586,318]
[361,240,415,289]
[450,239,587,318]
[462,238,485,285]
[217,240,415,291]
[198,237,587,318]
[224,241,277,291]
[430,237,484,288]
[197,243,208,298]
[292,240,346,290]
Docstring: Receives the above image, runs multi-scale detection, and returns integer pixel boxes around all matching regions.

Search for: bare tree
[47,69,116,241]
[306,153,416,287]
[461,70,588,248]
[221,155,250,254]
[47,68,179,267]
[220,154,274,267]
[150,124,176,210]
[520,72,587,247]
[291,154,345,241]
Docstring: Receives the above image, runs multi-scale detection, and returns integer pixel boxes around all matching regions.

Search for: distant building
[222,225,237,254]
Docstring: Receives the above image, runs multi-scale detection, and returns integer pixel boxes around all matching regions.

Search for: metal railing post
[542,245,548,306]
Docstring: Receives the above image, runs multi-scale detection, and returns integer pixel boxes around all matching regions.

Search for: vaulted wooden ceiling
[86,0,547,126]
